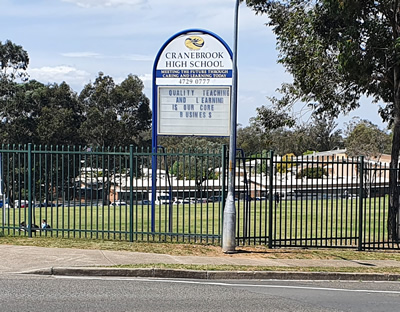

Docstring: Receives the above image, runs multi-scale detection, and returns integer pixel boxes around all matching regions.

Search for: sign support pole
[222,0,239,253]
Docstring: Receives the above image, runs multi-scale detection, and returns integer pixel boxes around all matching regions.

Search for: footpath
[1,244,400,281]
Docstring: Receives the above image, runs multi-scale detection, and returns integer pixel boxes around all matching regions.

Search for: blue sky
[1,0,386,130]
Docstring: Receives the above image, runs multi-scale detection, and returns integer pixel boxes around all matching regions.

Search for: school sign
[152,29,233,137]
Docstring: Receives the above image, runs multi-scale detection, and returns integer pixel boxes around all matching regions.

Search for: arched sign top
[154,29,233,61]
[153,29,233,73]
[153,29,233,87]
[152,29,233,137]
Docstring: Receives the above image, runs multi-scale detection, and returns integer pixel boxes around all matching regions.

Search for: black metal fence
[236,152,399,250]
[0,144,398,250]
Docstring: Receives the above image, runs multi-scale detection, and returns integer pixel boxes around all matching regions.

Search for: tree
[276,153,296,174]
[237,119,270,156]
[345,118,391,197]
[0,41,85,147]
[0,40,29,82]
[250,110,343,156]
[79,73,120,147]
[162,137,222,197]
[269,126,309,155]
[0,80,84,146]
[0,40,29,142]
[308,114,343,152]
[296,166,327,179]
[0,79,86,206]
[245,0,400,240]
[274,114,343,155]
[113,74,152,147]
[36,82,85,146]
[345,118,391,160]
[253,105,295,131]
[79,72,151,147]
[250,105,298,155]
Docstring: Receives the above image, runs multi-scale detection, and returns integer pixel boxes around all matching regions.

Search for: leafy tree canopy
[254,105,295,131]
[0,40,29,82]
[237,118,270,156]
[0,80,84,146]
[245,0,398,153]
[247,111,343,156]
[345,118,391,159]
[79,72,152,148]
[245,0,400,238]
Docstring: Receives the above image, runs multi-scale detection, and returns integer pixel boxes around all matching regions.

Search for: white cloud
[61,52,152,62]
[122,54,153,62]
[139,73,152,96]
[61,52,102,58]
[29,65,91,90]
[62,0,147,8]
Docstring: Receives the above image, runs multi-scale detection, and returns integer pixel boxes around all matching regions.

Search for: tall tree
[246,0,400,240]
[0,80,45,144]
[345,118,391,198]
[0,40,29,82]
[79,72,151,147]
[254,105,295,131]
[0,79,85,206]
[308,114,343,152]
[0,80,84,146]
[79,72,119,147]
[252,106,343,155]
[345,118,391,159]
[237,119,270,156]
[114,74,152,147]
[0,40,29,139]
[269,126,310,155]
[36,82,85,146]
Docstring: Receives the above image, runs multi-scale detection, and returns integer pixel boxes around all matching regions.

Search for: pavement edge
[22,267,400,281]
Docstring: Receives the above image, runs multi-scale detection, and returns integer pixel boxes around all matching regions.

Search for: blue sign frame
[151,29,233,232]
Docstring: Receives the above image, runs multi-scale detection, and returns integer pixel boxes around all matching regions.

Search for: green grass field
[0,197,391,247]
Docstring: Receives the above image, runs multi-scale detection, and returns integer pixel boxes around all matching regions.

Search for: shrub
[296,167,326,179]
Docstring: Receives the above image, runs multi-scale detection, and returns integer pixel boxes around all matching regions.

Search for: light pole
[222,0,240,253]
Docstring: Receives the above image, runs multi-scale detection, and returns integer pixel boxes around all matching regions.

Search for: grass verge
[1,235,400,261]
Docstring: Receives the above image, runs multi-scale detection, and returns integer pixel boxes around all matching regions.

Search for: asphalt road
[2,275,400,311]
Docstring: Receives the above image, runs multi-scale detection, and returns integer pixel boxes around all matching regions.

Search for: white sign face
[155,32,233,86]
[158,86,231,136]
[155,31,232,136]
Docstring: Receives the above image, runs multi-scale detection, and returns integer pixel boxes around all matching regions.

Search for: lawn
[0,196,392,248]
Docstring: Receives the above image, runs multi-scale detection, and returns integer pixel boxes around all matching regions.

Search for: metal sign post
[222,0,240,253]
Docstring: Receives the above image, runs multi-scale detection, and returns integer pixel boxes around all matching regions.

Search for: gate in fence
[0,144,399,250]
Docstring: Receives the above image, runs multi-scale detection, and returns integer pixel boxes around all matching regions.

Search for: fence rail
[0,144,399,250]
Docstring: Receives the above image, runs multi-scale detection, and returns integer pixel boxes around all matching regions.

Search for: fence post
[27,143,33,238]
[0,151,4,229]
[129,145,134,242]
[221,145,227,202]
[268,150,274,249]
[358,156,364,251]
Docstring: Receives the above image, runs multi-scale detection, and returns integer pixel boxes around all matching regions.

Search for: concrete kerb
[22,267,400,281]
